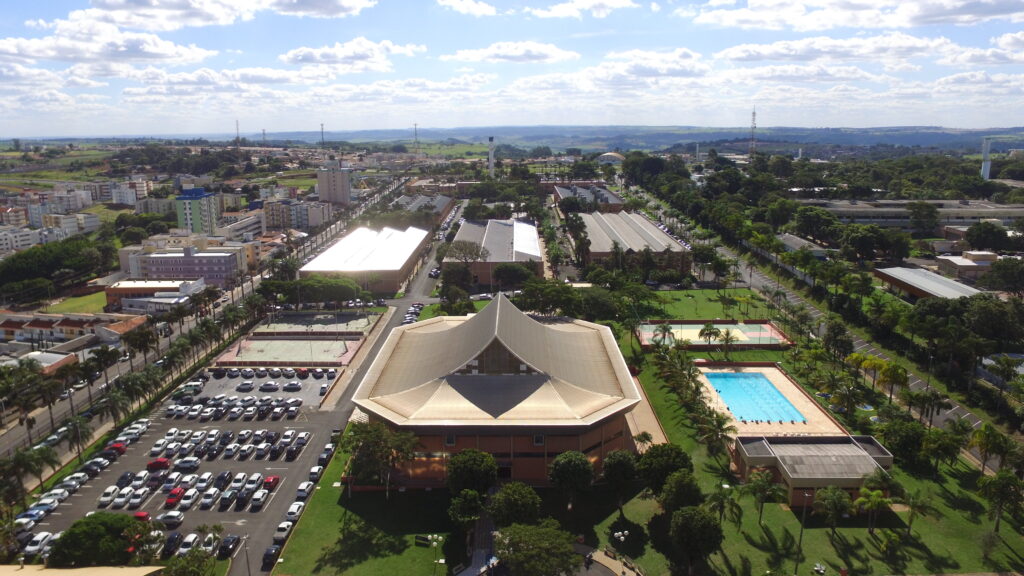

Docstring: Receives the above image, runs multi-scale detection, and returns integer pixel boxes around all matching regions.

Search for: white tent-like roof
[353,295,640,427]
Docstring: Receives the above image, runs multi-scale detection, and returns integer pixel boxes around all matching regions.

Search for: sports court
[216,312,380,367]
[640,320,791,348]
[699,364,845,437]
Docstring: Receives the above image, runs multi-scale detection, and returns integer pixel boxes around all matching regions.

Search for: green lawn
[274,445,463,576]
[47,291,107,313]
[83,202,134,223]
[418,300,490,320]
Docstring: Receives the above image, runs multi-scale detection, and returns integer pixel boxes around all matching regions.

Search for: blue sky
[1,0,1023,137]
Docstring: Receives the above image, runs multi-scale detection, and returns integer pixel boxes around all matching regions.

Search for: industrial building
[352,295,641,484]
[798,199,1024,232]
[299,226,429,294]
[446,219,543,286]
[579,212,690,272]
[874,267,982,300]
[554,185,625,213]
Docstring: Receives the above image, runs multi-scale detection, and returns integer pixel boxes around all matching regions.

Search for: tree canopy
[446,449,498,495]
[495,519,582,576]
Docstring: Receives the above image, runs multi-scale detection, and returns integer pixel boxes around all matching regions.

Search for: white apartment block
[316,161,351,205]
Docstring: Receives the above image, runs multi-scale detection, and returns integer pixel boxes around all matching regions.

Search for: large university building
[353,295,641,484]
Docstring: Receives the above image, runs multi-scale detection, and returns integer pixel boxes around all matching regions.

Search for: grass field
[83,202,134,223]
[47,291,107,314]
[274,445,462,576]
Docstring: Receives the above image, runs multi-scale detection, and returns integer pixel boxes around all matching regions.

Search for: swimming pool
[705,372,807,423]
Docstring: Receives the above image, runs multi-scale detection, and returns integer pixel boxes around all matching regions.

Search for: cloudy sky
[2,0,1023,137]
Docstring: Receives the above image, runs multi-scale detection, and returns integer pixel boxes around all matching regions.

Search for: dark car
[98,449,120,462]
[218,489,237,510]
[214,471,232,490]
[283,381,302,392]
[206,444,223,460]
[148,470,167,488]
[262,545,281,570]
[218,534,241,559]
[77,463,101,477]
[285,445,302,461]
[266,431,281,444]
[257,404,273,418]
[219,431,235,446]
[193,443,209,458]
[317,451,331,466]
[269,443,285,460]
[116,471,135,488]
[161,532,183,558]
[212,369,226,379]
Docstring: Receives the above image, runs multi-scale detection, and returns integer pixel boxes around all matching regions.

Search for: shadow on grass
[541,484,636,547]
[607,514,649,560]
[740,522,796,572]
[937,486,984,524]
[314,513,406,573]
[718,550,753,576]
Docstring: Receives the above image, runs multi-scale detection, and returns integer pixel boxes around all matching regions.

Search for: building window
[444,433,456,447]
[533,434,544,446]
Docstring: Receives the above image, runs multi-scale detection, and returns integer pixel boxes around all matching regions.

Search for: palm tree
[860,357,888,390]
[830,380,862,416]
[122,327,157,372]
[918,389,952,428]
[922,428,961,476]
[35,376,63,432]
[90,344,121,388]
[696,411,738,457]
[899,489,936,536]
[944,416,975,453]
[29,444,60,492]
[702,486,743,530]
[853,487,892,535]
[4,448,42,505]
[977,470,1022,533]
[99,388,131,424]
[743,470,786,525]
[698,322,721,349]
[970,423,1007,475]
[813,485,852,540]
[878,362,908,404]
[719,328,738,360]
[64,415,93,462]
[654,323,675,348]
[220,304,244,337]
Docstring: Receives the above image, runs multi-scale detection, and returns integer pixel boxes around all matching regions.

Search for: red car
[263,476,281,491]
[133,511,151,522]
[107,442,128,455]
[146,457,170,471]
[165,487,185,508]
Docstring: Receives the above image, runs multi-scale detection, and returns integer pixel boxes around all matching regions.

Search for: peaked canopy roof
[353,295,640,427]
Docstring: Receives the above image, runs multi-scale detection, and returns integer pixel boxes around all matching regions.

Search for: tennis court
[639,320,791,348]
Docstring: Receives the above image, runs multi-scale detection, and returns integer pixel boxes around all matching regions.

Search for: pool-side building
[352,295,641,484]
[733,435,894,506]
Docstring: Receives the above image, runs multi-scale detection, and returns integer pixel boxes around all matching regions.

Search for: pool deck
[699,364,846,437]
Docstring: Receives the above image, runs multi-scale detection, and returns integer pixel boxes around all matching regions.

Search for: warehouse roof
[875,267,981,299]
[580,212,685,254]
[450,219,542,263]
[301,226,428,273]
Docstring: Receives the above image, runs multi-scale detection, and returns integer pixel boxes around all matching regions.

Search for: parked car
[165,487,185,508]
[98,485,119,507]
[249,489,269,510]
[309,465,324,481]
[285,501,305,521]
[161,532,183,558]
[262,545,282,569]
[218,534,241,559]
[23,531,53,557]
[176,533,200,557]
[199,488,221,509]
[272,521,293,544]
[156,511,185,529]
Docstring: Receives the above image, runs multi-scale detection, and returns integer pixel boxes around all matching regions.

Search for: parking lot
[29,368,342,570]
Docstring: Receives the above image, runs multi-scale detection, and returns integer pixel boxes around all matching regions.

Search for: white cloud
[722,64,889,84]
[278,38,426,73]
[715,32,954,62]
[682,0,1024,32]
[650,2,661,13]
[993,31,1024,50]
[605,47,710,77]
[525,0,639,19]
[0,16,215,64]
[441,41,580,63]
[0,63,64,91]
[436,0,498,17]
[266,0,377,19]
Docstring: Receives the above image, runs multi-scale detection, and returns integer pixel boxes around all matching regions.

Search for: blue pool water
[705,372,807,423]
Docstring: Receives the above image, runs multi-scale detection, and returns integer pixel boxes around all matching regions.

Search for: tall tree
[669,506,724,576]
[814,486,852,540]
[494,519,581,576]
[970,422,1007,475]
[637,443,692,494]
[977,470,1022,533]
[659,469,705,513]
[549,451,593,510]
[446,449,498,495]
[743,470,786,525]
[853,487,892,535]
[339,421,417,500]
[601,449,637,513]
[702,486,743,530]
[488,481,542,527]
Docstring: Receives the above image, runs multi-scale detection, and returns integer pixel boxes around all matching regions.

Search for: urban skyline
[2,0,1024,137]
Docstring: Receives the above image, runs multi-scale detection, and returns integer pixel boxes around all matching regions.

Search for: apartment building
[316,160,352,205]
[176,187,219,235]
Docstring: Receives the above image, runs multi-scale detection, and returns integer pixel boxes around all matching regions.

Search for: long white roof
[301,226,428,273]
[353,295,640,427]
[581,211,685,254]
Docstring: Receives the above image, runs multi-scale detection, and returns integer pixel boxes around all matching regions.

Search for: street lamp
[793,491,811,576]
[428,534,444,576]
[243,534,253,576]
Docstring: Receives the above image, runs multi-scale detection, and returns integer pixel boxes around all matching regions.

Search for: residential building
[0,311,148,349]
[52,190,92,213]
[263,199,334,231]
[352,295,641,484]
[135,197,176,216]
[0,226,67,253]
[300,226,429,294]
[42,213,80,236]
[446,219,544,286]
[176,187,219,235]
[76,213,101,234]
[215,209,265,240]
[112,184,145,206]
[125,246,242,288]
[105,278,206,311]
[27,202,58,228]
[317,161,352,205]
[0,207,28,228]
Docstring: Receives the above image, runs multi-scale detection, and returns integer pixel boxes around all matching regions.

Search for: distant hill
[263,125,1024,154]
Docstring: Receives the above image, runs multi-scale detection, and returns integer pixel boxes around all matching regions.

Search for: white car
[165,442,182,457]
[196,472,214,491]
[281,430,296,445]
[296,431,311,446]
[13,518,35,533]
[162,472,183,492]
[200,488,221,509]
[224,443,241,457]
[128,487,150,509]
[228,407,244,420]
[176,429,192,441]
[179,473,199,489]
[29,498,60,514]
[150,439,168,456]
[98,485,119,507]
[229,472,247,491]
[237,429,254,443]
[200,533,219,555]
[249,489,269,509]
[41,488,70,502]
[131,470,150,489]
[309,466,324,481]
[179,488,200,510]
[285,501,305,521]
[296,481,315,500]
[243,473,263,492]
[64,472,90,486]
[189,431,205,444]
[238,444,255,459]
[23,531,53,557]
[176,533,200,557]
[272,521,293,544]
[205,430,220,444]
[164,428,179,441]
[112,487,134,509]
[187,405,202,419]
